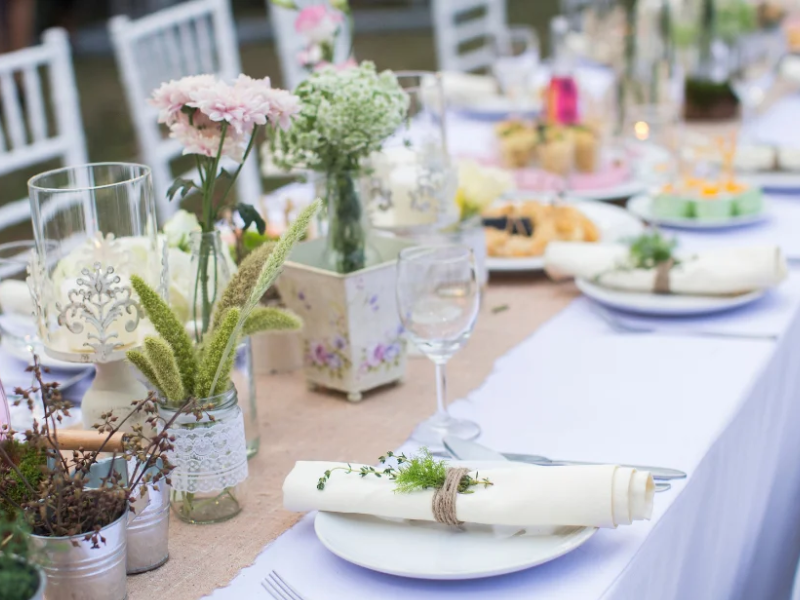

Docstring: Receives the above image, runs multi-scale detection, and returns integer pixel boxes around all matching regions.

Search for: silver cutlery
[443,437,686,484]
[262,571,306,600]
[593,304,778,342]
[500,453,686,480]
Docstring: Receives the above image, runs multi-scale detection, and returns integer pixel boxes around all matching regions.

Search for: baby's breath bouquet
[270,61,408,273]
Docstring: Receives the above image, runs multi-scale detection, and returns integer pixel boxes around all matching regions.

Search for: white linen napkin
[438,72,499,107]
[283,461,654,529]
[545,243,788,295]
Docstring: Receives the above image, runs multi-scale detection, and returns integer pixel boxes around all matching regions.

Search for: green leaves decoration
[143,337,185,404]
[242,306,303,336]
[235,202,267,235]
[166,177,197,202]
[210,242,275,332]
[131,275,197,394]
[196,308,241,399]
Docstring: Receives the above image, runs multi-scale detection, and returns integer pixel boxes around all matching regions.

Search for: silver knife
[443,437,683,486]
[502,453,686,481]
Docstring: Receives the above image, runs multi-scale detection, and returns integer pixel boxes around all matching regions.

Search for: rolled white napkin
[283,461,654,529]
[545,243,788,296]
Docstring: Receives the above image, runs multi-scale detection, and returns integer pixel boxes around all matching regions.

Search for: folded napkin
[284,461,654,529]
[545,243,788,295]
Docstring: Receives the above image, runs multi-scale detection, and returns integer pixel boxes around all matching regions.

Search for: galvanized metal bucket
[28,510,127,600]
[86,456,170,574]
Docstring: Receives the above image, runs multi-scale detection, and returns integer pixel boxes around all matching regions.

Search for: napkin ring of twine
[432,467,469,527]
[654,258,675,295]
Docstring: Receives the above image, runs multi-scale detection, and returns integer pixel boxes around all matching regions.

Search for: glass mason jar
[188,230,233,342]
[159,386,248,524]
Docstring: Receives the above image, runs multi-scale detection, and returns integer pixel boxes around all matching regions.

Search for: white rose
[163,209,200,251]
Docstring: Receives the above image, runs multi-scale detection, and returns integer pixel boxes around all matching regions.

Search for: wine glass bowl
[396,245,481,447]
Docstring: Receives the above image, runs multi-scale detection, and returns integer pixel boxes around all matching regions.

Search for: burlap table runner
[127,274,578,599]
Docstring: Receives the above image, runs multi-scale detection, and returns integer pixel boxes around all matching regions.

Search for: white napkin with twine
[545,243,788,296]
[283,461,654,529]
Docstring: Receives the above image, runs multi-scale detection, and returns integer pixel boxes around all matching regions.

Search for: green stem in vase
[327,170,366,274]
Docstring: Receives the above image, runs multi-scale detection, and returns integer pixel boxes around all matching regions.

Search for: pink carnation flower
[150,74,216,124]
[170,111,245,162]
[294,5,343,44]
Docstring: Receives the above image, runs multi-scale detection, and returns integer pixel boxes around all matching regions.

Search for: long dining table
[5,96,800,600]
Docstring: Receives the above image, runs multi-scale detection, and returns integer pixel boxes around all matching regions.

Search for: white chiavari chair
[431,0,507,73]
[0,28,88,235]
[109,0,263,222]
[267,0,352,91]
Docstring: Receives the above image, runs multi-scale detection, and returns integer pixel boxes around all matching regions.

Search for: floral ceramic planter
[277,235,413,401]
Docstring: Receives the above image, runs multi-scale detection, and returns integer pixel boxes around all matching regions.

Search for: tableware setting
[545,231,788,317]
[282,445,655,580]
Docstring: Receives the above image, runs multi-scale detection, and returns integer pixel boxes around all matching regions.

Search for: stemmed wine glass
[492,25,540,118]
[396,245,481,447]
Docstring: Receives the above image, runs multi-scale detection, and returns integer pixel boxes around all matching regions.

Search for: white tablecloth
[204,100,800,600]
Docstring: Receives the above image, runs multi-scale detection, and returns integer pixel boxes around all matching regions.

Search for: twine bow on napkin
[653,258,675,295]
[432,467,470,527]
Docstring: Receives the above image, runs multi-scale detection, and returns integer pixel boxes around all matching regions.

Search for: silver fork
[262,571,306,600]
[592,304,778,341]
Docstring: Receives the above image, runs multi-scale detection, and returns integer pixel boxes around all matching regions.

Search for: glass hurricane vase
[159,386,248,524]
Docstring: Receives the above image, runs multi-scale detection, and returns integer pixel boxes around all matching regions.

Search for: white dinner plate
[576,278,767,317]
[627,194,770,230]
[486,200,644,272]
[314,460,597,580]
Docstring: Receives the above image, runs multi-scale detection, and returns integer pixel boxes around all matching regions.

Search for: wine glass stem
[435,361,448,419]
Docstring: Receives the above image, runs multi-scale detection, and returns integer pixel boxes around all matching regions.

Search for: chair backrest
[109,0,263,222]
[0,28,88,233]
[431,0,507,73]
[267,0,352,91]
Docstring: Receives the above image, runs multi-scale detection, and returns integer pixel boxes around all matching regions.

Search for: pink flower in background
[294,5,343,44]
[297,44,323,67]
[313,57,357,72]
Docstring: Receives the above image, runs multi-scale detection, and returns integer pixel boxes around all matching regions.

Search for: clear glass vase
[188,230,233,343]
[159,387,249,524]
[231,337,259,458]
[322,170,377,274]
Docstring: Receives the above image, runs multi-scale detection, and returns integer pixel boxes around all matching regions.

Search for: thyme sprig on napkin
[628,231,679,270]
[316,449,493,494]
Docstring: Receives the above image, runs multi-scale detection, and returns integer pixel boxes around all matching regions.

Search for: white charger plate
[486,200,644,272]
[314,460,596,580]
[627,194,770,230]
[576,278,767,317]
[454,97,541,122]
[569,178,649,202]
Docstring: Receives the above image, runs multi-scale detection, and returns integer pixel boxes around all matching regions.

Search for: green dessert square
[653,194,693,219]
[732,189,763,216]
[693,197,734,220]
